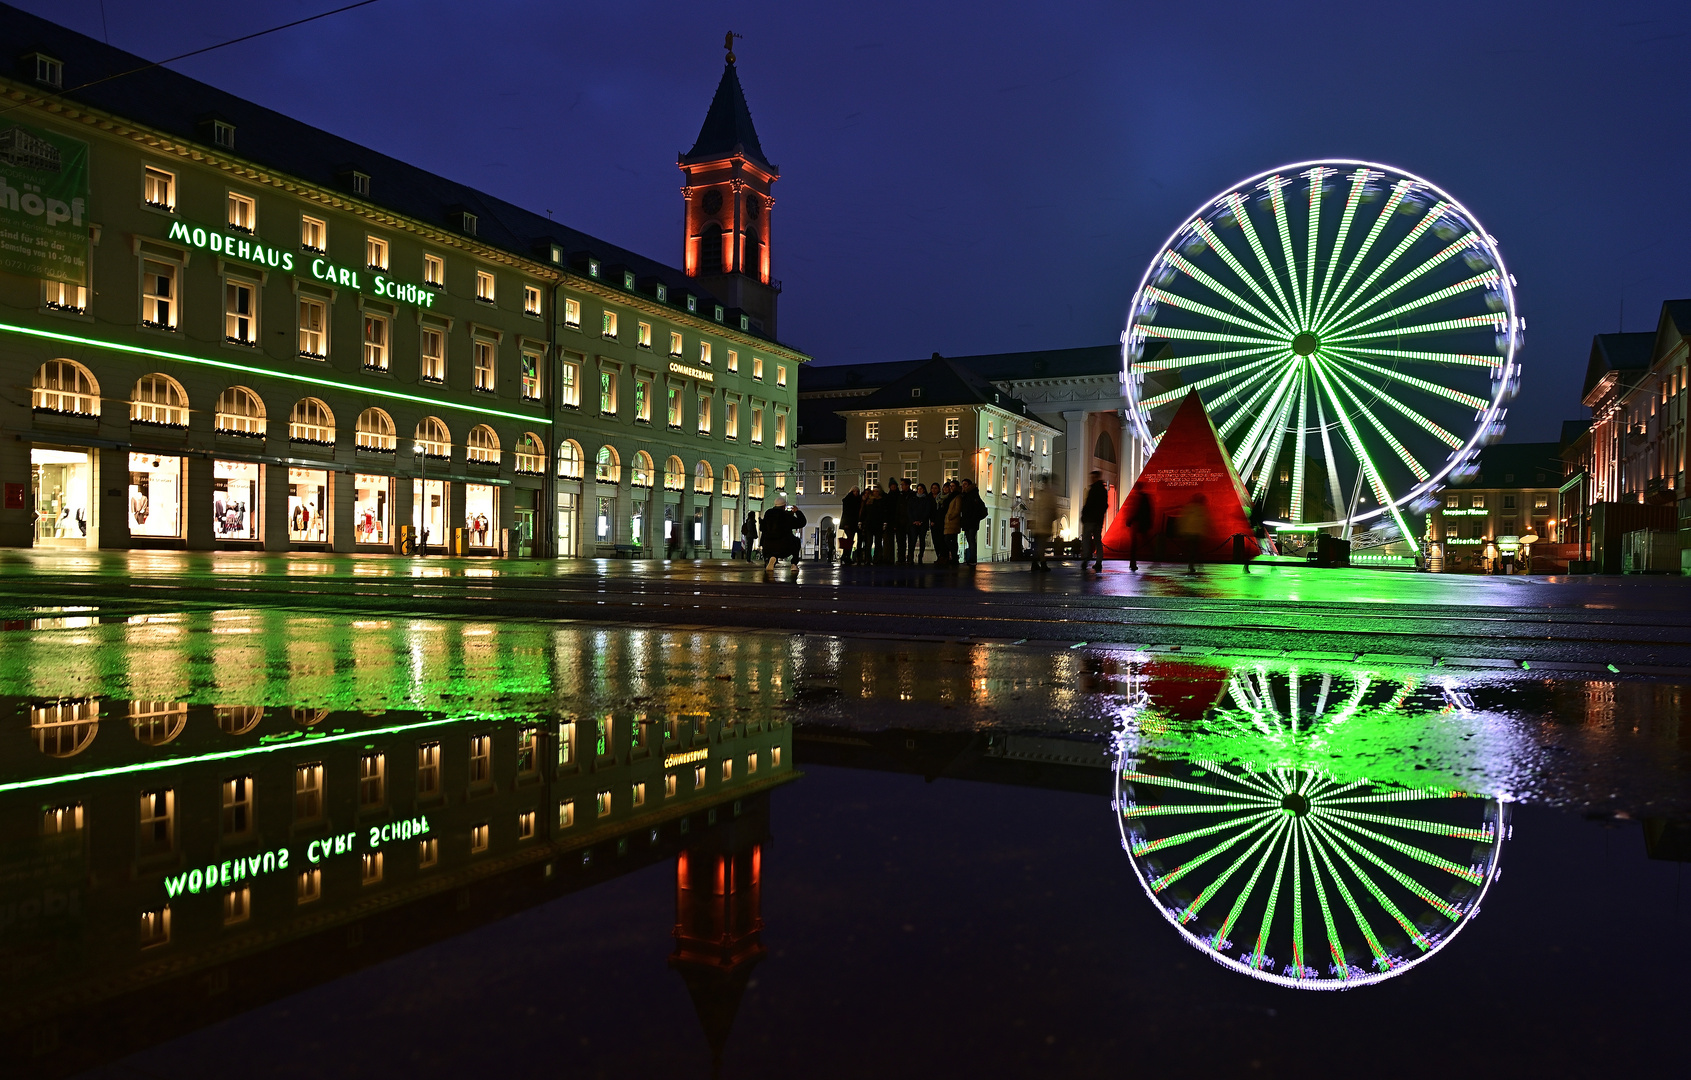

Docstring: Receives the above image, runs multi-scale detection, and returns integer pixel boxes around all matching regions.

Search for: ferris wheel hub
[1280,791,1311,816]
[1291,332,1320,357]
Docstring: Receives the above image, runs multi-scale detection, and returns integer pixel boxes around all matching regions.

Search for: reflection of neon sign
[162,814,430,897]
[664,748,710,768]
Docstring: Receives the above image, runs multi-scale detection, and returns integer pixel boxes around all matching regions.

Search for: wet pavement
[0,588,1686,1077]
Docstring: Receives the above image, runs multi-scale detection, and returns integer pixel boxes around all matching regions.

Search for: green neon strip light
[0,715,463,794]
[1166,252,1282,331]
[1145,286,1285,341]
[1133,344,1282,373]
[0,322,551,426]
[1215,359,1292,440]
[1266,178,1306,327]
[1312,180,1408,329]
[1179,816,1284,926]
[1224,193,1298,330]
[1324,251,1489,338]
[1319,199,1452,331]
[1302,169,1325,334]
[1309,359,1420,554]
[1305,815,1390,966]
[1323,358,1464,450]
[1325,349,1487,412]
[1325,312,1506,344]
[1356,347,1499,370]
[1138,323,1282,348]
[1140,355,1280,410]
[1193,218,1291,329]
[1320,363,1432,480]
[1311,168,1370,327]
[1291,365,1308,522]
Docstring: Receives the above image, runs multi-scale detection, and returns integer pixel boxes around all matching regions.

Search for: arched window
[355,407,397,451]
[595,445,621,484]
[514,432,546,474]
[694,460,714,494]
[699,223,723,275]
[632,450,655,488]
[33,359,99,415]
[745,227,761,272]
[723,464,741,496]
[130,701,187,746]
[557,439,584,479]
[288,398,335,444]
[215,705,263,735]
[664,455,686,491]
[747,468,766,499]
[415,417,451,458]
[292,707,328,727]
[1093,431,1117,464]
[132,373,188,426]
[215,386,266,436]
[31,700,98,758]
[466,425,500,464]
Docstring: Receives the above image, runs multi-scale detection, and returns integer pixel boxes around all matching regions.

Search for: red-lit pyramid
[1102,390,1259,562]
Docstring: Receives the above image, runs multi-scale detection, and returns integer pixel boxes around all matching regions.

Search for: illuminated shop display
[30,447,92,546]
[127,452,182,538]
[465,484,498,547]
[1114,657,1507,989]
[1123,161,1522,549]
[354,473,392,545]
[213,460,259,540]
[413,479,445,549]
[287,467,329,543]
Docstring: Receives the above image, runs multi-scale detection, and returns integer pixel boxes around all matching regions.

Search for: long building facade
[0,6,803,558]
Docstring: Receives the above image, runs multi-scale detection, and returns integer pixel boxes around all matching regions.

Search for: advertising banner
[0,122,89,286]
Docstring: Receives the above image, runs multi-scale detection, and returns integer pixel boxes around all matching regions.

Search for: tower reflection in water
[1113,655,1512,989]
[0,616,794,1076]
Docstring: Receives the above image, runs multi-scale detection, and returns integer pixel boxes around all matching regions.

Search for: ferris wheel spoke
[1231,363,1302,476]
[1145,286,1287,341]
[1121,771,1279,803]
[1318,813,1486,885]
[1245,373,1304,501]
[1165,251,1287,332]
[1306,815,1429,957]
[1222,193,1300,329]
[1325,349,1489,412]
[1212,815,1292,956]
[1324,806,1495,842]
[1142,354,1284,411]
[1301,167,1330,331]
[1318,200,1453,332]
[1323,366,1436,482]
[1325,257,1493,340]
[1323,787,1475,806]
[1180,816,1292,931]
[1135,344,1286,374]
[1265,177,1307,326]
[1213,358,1295,438]
[1147,813,1284,893]
[1298,822,1354,979]
[1249,821,1298,971]
[1138,323,1285,349]
[1225,675,1286,739]
[1309,360,1420,550]
[1323,356,1465,450]
[1193,219,1296,331]
[1311,179,1411,328]
[1312,389,1344,521]
[1290,820,1308,977]
[1303,818,1392,971]
[1325,312,1507,345]
[1122,801,1279,820]
[1308,814,1467,922]
[1289,356,1310,521]
[1194,758,1285,800]
[1356,347,1502,371]
[1311,167,1375,327]
[1132,809,1279,858]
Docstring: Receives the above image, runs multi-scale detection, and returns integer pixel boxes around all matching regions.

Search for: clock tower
[680,34,780,337]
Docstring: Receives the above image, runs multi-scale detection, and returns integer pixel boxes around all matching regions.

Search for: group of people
[836,478,990,565]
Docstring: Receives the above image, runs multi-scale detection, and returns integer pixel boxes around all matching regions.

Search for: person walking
[761,496,796,572]
[741,510,759,563]
[909,483,935,564]
[958,478,988,564]
[840,486,861,565]
[1177,492,1210,575]
[1126,487,1154,572]
[1027,474,1059,572]
[1080,470,1109,572]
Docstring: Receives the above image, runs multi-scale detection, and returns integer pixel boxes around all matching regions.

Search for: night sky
[23,0,1691,442]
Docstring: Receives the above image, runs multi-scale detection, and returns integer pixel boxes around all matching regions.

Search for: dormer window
[350,171,370,196]
[213,120,236,149]
[622,270,635,290]
[30,53,62,89]
[454,210,478,235]
[656,284,668,303]
[587,259,601,279]
[686,295,698,313]
[713,304,724,323]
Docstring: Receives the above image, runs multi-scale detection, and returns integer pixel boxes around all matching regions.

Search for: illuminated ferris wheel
[1122,161,1521,544]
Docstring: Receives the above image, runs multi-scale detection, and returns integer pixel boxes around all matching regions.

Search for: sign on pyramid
[1102,390,1259,562]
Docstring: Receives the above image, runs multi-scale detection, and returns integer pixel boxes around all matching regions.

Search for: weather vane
[725,30,742,64]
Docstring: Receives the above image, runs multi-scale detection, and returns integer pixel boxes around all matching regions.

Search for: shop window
[560,353,581,407]
[466,425,500,465]
[366,236,389,271]
[213,461,260,540]
[723,464,741,497]
[298,298,327,358]
[287,467,330,543]
[32,358,100,415]
[300,215,326,253]
[521,351,542,400]
[596,446,621,484]
[664,455,685,491]
[473,339,495,391]
[131,374,188,426]
[355,408,397,452]
[288,398,335,444]
[415,479,445,546]
[31,448,92,545]
[224,281,256,344]
[128,453,184,538]
[363,314,389,370]
[354,474,392,544]
[695,460,714,494]
[144,166,176,211]
[514,432,546,475]
[424,253,444,287]
[30,699,98,757]
[294,763,324,822]
[222,776,254,836]
[215,386,265,436]
[420,327,445,381]
[414,416,451,458]
[141,261,177,329]
[465,485,498,546]
[227,192,255,232]
[557,440,584,479]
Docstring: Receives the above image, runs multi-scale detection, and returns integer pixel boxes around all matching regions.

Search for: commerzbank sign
[165,220,438,309]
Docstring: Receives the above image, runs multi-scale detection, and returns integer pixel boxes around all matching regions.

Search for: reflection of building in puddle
[1113,655,1510,990]
[0,700,792,1073]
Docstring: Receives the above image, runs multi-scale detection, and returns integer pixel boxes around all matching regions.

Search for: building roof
[799,344,1121,399]
[1559,419,1590,448]
[1446,442,1563,489]
[681,61,771,172]
[1581,332,1654,403]
[0,4,789,342]
[837,355,1040,417]
[796,398,847,445]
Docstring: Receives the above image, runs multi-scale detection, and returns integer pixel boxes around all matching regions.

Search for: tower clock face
[702,190,723,215]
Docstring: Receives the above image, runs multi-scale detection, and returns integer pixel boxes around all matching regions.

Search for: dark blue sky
[26,0,1691,442]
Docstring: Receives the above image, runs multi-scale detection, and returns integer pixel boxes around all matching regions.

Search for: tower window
[700,223,724,275]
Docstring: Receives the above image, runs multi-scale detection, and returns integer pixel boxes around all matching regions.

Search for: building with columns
[0,7,803,558]
[795,346,1131,549]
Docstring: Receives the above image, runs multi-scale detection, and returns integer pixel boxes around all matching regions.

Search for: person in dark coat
[741,511,759,562]
[1126,487,1154,571]
[840,486,862,564]
[858,485,883,564]
[761,497,796,571]
[881,481,907,564]
[1080,470,1110,572]
[909,483,936,564]
[958,479,988,564]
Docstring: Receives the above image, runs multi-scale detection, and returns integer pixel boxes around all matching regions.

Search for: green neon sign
[0,322,549,425]
[162,813,431,898]
[165,221,437,311]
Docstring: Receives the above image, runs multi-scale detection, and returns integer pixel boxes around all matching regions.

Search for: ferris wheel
[1114,661,1508,989]
[1122,161,1521,545]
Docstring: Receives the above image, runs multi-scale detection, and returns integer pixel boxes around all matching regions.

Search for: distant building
[1430,442,1563,571]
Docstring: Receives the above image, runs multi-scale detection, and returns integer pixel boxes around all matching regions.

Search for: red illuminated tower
[680,33,780,337]
[670,810,767,1078]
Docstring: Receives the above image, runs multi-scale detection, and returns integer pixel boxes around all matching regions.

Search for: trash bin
[1315,534,1350,568]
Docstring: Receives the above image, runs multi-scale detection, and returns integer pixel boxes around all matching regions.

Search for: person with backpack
[958,478,988,564]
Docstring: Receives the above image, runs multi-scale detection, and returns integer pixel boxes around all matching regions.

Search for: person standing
[1080,470,1109,572]
[819,515,837,562]
[931,481,953,564]
[786,502,807,567]
[1027,474,1060,572]
[1126,488,1154,572]
[958,478,988,564]
[909,483,935,564]
[761,497,794,572]
[1177,492,1210,575]
[741,510,759,563]
[942,480,963,565]
[882,480,907,564]
[840,486,861,565]
[859,484,883,564]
